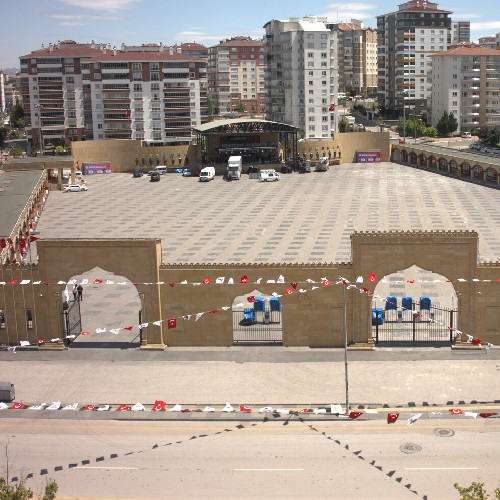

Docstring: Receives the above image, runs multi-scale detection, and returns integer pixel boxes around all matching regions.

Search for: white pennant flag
[306,279,315,283]
[267,279,276,283]
[277,409,290,414]
[356,276,363,283]
[381,276,387,283]
[32,281,41,285]
[466,334,473,342]
[7,347,16,352]
[81,279,88,285]
[222,403,233,412]
[153,321,162,326]
[255,278,262,284]
[299,289,307,293]
[407,413,422,426]
[20,280,31,285]
[63,403,78,411]
[457,278,467,282]
[277,275,284,283]
[117,281,127,285]
[97,405,110,411]
[20,341,30,347]
[67,279,77,285]
[65,335,76,339]
[182,315,192,321]
[216,277,225,284]
[110,329,120,335]
[106,280,114,284]
[228,278,234,284]
[181,280,188,284]
[314,408,327,414]
[465,411,478,419]
[47,401,61,410]
[138,323,149,329]
[203,406,215,412]
[235,302,244,308]
[365,409,378,414]
[57,280,66,285]
[131,402,145,411]
[193,283,201,286]
[272,292,279,297]
[222,306,230,311]
[0,402,8,410]
[29,403,46,410]
[259,406,273,413]
[330,404,343,414]
[170,404,182,412]
[195,313,204,321]
[312,286,319,290]
[96,328,106,333]
[157,281,164,285]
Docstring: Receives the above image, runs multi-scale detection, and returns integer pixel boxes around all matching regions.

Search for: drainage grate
[433,428,455,437]
[400,443,423,454]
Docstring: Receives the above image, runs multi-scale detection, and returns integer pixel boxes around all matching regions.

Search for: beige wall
[2,231,499,349]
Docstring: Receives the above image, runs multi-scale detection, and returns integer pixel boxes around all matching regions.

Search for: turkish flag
[363,288,372,295]
[291,282,298,289]
[322,280,330,287]
[10,403,25,410]
[240,404,252,412]
[81,331,91,336]
[471,338,482,345]
[116,404,131,411]
[8,279,17,285]
[168,318,176,329]
[125,109,130,118]
[399,138,404,144]
[19,238,26,249]
[0,238,6,249]
[479,413,498,418]
[93,279,102,284]
[348,411,363,420]
[450,408,463,415]
[152,400,166,411]
[123,326,133,331]
[285,289,293,295]
[203,277,210,284]
[168,282,174,287]
[209,309,218,313]
[329,104,335,111]
[387,413,399,424]
[247,296,256,303]
[240,275,248,283]
[83,405,96,411]
[368,273,376,282]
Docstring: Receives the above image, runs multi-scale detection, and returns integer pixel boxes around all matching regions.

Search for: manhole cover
[434,428,455,437]
[400,443,422,454]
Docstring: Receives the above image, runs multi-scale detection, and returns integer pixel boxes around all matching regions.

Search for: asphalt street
[1,417,499,499]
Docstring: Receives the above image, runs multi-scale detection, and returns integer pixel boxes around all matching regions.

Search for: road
[1,415,499,499]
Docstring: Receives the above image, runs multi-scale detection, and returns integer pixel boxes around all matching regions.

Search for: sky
[1,0,500,70]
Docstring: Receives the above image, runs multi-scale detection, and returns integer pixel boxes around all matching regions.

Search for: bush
[9,147,23,157]
[425,127,438,138]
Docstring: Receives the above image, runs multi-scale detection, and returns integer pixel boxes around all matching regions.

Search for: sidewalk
[0,347,499,408]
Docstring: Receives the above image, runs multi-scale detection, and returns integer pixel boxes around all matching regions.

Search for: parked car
[461,132,472,138]
[150,171,161,182]
[132,168,143,177]
[63,184,88,192]
[259,169,280,182]
[147,166,167,176]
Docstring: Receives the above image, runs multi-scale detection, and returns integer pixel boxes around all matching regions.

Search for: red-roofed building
[19,40,208,147]
[430,43,500,132]
[377,0,453,115]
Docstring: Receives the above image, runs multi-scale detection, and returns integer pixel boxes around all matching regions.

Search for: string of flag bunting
[0,401,496,424]
[3,274,498,351]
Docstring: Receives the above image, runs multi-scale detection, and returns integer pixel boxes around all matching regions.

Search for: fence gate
[63,299,82,343]
[372,301,457,343]
[233,297,282,343]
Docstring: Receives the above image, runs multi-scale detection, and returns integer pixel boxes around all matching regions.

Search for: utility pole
[341,277,349,413]
[34,103,44,156]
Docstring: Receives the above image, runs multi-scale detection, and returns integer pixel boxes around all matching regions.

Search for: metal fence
[64,299,81,343]
[373,302,457,343]
[232,309,282,343]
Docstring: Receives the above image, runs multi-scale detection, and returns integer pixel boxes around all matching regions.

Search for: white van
[147,166,167,175]
[259,169,280,182]
[199,166,215,182]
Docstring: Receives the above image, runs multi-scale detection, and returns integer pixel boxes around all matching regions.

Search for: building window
[94,73,101,80]
[151,82,160,90]
[132,63,142,71]
[150,62,159,70]
[0,309,5,328]
[150,72,160,81]
[134,83,142,91]
[133,72,142,81]
[26,310,33,330]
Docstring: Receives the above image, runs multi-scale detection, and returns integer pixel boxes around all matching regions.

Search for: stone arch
[63,266,141,347]
[450,160,458,175]
[392,147,401,162]
[438,157,448,172]
[461,162,471,178]
[486,167,498,185]
[419,153,427,166]
[410,151,418,164]
[401,149,409,162]
[231,289,282,344]
[473,164,484,180]
[429,155,437,168]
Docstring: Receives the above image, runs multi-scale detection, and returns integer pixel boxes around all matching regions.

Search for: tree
[9,147,23,157]
[454,481,500,499]
[9,100,24,129]
[0,127,8,154]
[338,118,349,133]
[477,127,489,143]
[54,145,64,155]
[206,93,214,122]
[486,125,500,147]
[235,100,246,113]
[251,103,256,113]
[448,112,458,135]
[226,103,231,113]
[425,126,438,138]
[436,111,458,136]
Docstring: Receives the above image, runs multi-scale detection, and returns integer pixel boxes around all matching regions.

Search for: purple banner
[356,152,381,163]
[82,163,111,175]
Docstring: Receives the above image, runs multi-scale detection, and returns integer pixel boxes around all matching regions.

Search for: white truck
[227,156,242,180]
[199,166,215,182]
[315,157,329,171]
[259,169,280,182]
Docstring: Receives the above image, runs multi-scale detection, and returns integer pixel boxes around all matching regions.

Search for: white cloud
[47,13,119,21]
[59,22,88,26]
[320,2,379,21]
[56,0,143,12]
[173,29,264,45]
[471,21,500,31]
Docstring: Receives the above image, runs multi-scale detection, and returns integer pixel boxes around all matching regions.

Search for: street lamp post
[34,104,44,156]
[341,277,349,413]
[402,91,407,144]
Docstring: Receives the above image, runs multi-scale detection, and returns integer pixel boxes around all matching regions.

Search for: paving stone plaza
[32,162,500,337]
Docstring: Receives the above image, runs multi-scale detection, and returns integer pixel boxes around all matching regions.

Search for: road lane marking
[234,468,304,471]
[76,466,138,470]
[405,467,477,470]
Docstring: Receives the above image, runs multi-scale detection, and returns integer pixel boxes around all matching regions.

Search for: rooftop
[430,43,500,57]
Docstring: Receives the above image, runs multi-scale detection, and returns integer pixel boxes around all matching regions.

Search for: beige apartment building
[430,43,500,133]
[332,20,377,96]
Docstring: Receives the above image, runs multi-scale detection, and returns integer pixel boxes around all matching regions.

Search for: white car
[63,184,88,192]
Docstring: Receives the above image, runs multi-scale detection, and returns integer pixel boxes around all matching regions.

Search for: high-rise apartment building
[330,20,377,95]
[263,17,338,139]
[0,72,5,112]
[451,21,470,44]
[207,37,265,114]
[20,40,207,147]
[377,0,452,114]
[430,43,500,132]
[478,36,497,50]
